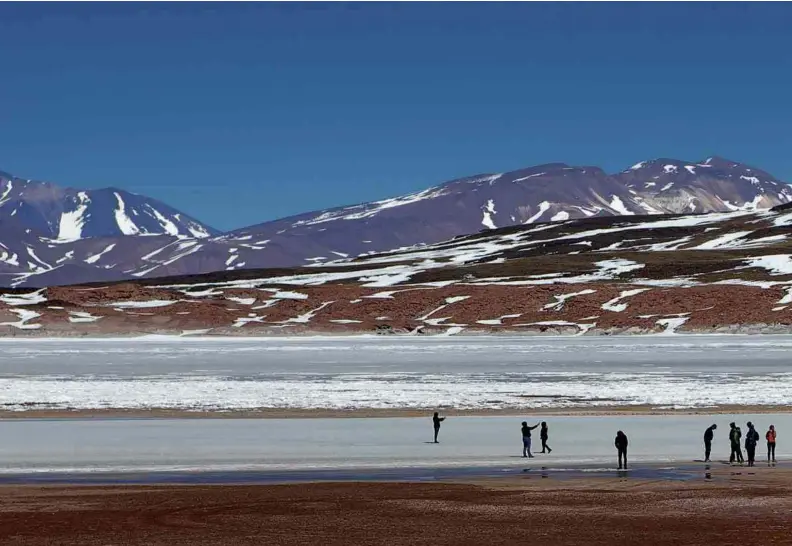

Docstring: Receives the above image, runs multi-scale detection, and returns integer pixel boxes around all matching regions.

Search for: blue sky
[1,2,791,231]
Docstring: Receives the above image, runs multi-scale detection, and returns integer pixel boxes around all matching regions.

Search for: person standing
[729,422,744,464]
[766,425,777,463]
[704,424,717,462]
[615,430,629,470]
[540,422,552,454]
[735,425,744,463]
[745,422,760,467]
[521,421,540,458]
[432,412,445,443]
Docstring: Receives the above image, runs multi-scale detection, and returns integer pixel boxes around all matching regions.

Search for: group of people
[431,413,779,470]
[704,422,777,467]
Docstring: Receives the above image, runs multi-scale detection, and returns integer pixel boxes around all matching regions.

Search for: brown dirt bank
[2,404,792,419]
[3,472,792,545]
[4,280,792,337]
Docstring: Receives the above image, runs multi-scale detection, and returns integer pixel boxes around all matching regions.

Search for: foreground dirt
[3,472,792,546]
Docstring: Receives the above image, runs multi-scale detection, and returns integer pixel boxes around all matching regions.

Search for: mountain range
[0,156,789,287]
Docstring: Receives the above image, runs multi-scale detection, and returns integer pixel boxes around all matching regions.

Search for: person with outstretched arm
[615,430,629,470]
[521,421,540,458]
[432,412,445,444]
[745,422,760,467]
[766,425,777,463]
[704,424,717,462]
[540,421,552,454]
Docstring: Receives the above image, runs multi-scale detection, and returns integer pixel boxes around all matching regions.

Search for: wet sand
[2,467,792,545]
[2,404,792,419]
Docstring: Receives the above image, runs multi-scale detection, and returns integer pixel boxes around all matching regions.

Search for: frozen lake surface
[0,414,785,475]
[0,335,792,410]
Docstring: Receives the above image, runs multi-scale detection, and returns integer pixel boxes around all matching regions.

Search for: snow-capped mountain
[0,156,789,287]
[0,171,217,241]
[616,156,792,214]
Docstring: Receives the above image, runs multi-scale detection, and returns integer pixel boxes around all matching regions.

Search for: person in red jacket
[766,425,777,463]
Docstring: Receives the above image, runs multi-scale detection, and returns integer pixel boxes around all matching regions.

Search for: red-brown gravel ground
[3,469,792,545]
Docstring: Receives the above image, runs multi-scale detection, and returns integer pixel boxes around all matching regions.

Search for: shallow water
[0,414,785,474]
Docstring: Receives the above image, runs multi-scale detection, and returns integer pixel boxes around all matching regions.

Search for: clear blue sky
[2,2,792,231]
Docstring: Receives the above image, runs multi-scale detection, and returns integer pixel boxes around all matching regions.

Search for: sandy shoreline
[1,469,791,545]
[2,404,792,419]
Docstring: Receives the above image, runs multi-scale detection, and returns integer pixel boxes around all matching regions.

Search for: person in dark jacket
[432,412,445,443]
[615,431,629,470]
[729,422,744,464]
[745,421,760,467]
[704,424,717,462]
[766,425,777,463]
[540,421,552,453]
[521,421,540,458]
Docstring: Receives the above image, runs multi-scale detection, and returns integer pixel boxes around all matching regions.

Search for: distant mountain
[0,156,789,287]
[0,171,217,240]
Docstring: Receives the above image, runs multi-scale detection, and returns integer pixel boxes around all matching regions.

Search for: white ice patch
[84,243,117,264]
[543,289,596,311]
[481,199,497,230]
[601,288,649,312]
[643,237,693,251]
[227,297,256,306]
[693,231,753,250]
[609,195,634,216]
[57,192,91,241]
[771,211,792,227]
[513,172,546,182]
[663,165,678,174]
[26,247,51,271]
[777,287,792,305]
[656,316,689,335]
[684,166,696,175]
[551,211,570,221]
[265,290,309,300]
[629,161,646,170]
[637,200,664,215]
[475,314,522,325]
[513,320,597,336]
[0,289,46,306]
[114,193,141,235]
[330,319,362,324]
[720,194,764,212]
[233,315,265,327]
[525,201,551,224]
[281,301,334,324]
[107,300,178,308]
[660,182,675,192]
[0,179,12,206]
[0,309,41,330]
[740,175,760,185]
[68,311,102,323]
[0,251,20,267]
[744,255,792,275]
[145,205,180,236]
[291,186,449,227]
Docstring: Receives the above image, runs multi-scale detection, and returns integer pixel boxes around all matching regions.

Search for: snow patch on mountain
[525,201,551,224]
[481,199,497,229]
[58,192,92,241]
[609,196,634,216]
[114,193,141,235]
